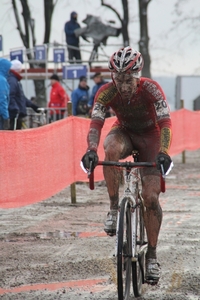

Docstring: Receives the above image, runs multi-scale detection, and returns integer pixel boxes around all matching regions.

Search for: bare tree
[173,1,200,38]
[11,0,57,106]
[101,0,151,77]
[101,0,130,46]
[138,0,151,78]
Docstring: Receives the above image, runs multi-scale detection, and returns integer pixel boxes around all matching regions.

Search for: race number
[154,100,170,120]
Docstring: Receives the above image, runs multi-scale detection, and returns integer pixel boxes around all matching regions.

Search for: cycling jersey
[87,77,172,154]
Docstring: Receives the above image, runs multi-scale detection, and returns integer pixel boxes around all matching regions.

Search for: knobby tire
[117,197,132,300]
[132,192,146,297]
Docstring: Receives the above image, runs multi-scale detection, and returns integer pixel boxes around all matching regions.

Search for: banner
[0,109,199,208]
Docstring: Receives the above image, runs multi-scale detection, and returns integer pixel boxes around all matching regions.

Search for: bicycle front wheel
[132,194,146,297]
[117,197,132,300]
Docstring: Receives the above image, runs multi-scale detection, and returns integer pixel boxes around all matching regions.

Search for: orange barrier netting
[0,108,200,209]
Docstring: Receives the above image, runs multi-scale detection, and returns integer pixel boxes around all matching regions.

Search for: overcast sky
[0,0,199,77]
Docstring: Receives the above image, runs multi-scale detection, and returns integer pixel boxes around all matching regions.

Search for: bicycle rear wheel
[132,193,146,297]
[117,197,132,300]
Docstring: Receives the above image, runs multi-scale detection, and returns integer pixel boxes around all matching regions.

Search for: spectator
[0,58,11,130]
[71,75,90,117]
[64,11,86,64]
[88,72,112,118]
[48,74,69,122]
[7,59,40,130]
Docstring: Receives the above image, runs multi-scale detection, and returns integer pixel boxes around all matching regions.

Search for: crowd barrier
[0,108,200,209]
[25,107,68,128]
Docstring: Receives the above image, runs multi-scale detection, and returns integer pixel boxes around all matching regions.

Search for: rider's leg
[141,174,162,282]
[103,129,133,210]
[103,129,132,235]
[141,175,162,257]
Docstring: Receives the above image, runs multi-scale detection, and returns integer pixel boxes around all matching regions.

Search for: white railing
[24,107,69,128]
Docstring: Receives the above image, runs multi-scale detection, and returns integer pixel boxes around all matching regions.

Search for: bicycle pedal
[132,257,138,262]
[136,241,148,245]
[145,279,159,286]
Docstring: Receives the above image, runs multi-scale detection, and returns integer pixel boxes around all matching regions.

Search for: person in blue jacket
[7,59,40,130]
[0,58,11,130]
[64,11,82,63]
[88,72,112,118]
[71,76,90,116]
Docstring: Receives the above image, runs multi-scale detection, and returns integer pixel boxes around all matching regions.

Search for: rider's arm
[159,125,172,154]
[87,83,115,151]
[154,96,172,154]
[87,103,106,151]
[148,79,172,155]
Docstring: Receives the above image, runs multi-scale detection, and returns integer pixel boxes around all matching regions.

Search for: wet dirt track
[0,150,200,300]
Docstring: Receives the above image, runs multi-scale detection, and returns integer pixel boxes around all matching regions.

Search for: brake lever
[160,163,166,179]
[88,161,94,190]
[87,161,93,177]
[160,163,166,193]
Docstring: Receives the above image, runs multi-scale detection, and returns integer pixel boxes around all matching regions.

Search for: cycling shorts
[106,125,161,177]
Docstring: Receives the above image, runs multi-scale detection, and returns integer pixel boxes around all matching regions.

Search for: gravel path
[0,150,200,299]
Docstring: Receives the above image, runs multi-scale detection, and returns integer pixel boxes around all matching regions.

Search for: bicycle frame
[88,158,165,299]
[115,167,140,258]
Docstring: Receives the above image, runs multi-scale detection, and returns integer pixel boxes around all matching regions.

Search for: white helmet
[108,46,144,74]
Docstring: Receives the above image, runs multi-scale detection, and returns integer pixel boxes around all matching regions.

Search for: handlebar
[97,161,156,168]
[88,160,166,193]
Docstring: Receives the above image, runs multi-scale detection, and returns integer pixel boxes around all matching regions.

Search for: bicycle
[87,151,165,299]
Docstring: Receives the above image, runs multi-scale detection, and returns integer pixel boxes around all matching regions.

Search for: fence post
[67,101,76,204]
[180,99,185,164]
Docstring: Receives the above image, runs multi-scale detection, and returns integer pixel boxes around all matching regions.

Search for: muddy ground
[0,150,200,300]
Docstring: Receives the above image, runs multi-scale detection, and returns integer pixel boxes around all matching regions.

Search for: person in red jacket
[48,74,69,121]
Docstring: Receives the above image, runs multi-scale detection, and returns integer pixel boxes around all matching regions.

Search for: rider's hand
[81,150,99,172]
[156,152,173,175]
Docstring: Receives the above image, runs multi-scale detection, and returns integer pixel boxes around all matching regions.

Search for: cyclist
[81,46,173,284]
